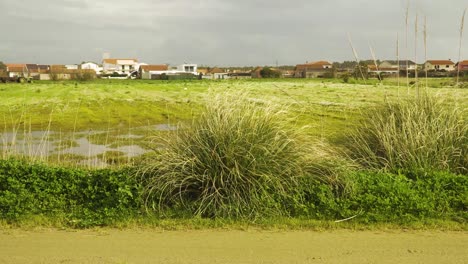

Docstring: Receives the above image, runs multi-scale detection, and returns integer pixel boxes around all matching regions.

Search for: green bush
[347,93,467,175]
[341,171,468,222]
[296,171,467,222]
[137,94,312,218]
[260,67,281,78]
[0,159,141,227]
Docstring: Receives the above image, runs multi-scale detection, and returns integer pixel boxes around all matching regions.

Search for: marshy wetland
[1,78,466,167]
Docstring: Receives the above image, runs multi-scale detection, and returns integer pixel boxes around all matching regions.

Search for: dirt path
[0,229,467,264]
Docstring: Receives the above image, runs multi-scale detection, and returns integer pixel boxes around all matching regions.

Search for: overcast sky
[0,0,466,66]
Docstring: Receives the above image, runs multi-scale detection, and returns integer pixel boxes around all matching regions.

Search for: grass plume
[137,93,315,218]
[347,93,467,175]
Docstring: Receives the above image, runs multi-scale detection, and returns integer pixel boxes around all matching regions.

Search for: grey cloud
[1,0,467,65]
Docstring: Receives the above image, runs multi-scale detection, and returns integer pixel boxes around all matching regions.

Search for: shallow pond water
[0,124,175,166]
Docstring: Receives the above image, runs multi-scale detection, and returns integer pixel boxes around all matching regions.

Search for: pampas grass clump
[138,94,314,218]
[349,93,467,175]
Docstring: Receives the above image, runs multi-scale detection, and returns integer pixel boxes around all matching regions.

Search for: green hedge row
[298,172,467,223]
[0,159,141,227]
[0,159,466,227]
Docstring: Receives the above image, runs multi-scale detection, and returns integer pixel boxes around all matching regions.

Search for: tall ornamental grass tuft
[348,93,467,176]
[137,94,313,218]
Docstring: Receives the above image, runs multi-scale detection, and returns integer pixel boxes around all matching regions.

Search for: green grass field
[1,78,465,134]
[1,78,466,165]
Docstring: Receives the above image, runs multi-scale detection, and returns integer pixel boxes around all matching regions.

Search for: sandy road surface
[0,229,467,264]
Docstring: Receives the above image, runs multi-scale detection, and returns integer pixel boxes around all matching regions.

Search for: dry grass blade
[424,15,428,91]
[369,43,381,84]
[414,13,419,97]
[405,0,410,93]
[348,33,367,83]
[397,33,400,94]
[456,8,466,86]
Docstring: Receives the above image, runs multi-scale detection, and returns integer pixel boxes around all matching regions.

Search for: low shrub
[296,171,468,222]
[342,171,468,222]
[0,159,141,227]
[347,93,467,175]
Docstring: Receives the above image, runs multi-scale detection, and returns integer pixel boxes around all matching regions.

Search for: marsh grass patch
[348,93,467,175]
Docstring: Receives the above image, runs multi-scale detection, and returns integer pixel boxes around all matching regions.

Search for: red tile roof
[7,66,27,72]
[140,65,168,71]
[458,60,468,70]
[308,61,332,66]
[209,67,224,74]
[295,61,333,71]
[103,58,138,64]
[6,63,26,68]
[426,60,454,65]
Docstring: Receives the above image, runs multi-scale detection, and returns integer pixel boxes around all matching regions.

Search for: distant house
[46,64,96,80]
[294,61,333,78]
[5,64,28,77]
[49,65,67,73]
[208,67,229,79]
[368,65,398,74]
[197,68,209,75]
[65,64,79,70]
[455,60,468,71]
[281,70,295,78]
[81,62,102,74]
[48,65,70,80]
[37,65,50,73]
[139,64,169,79]
[424,60,455,71]
[22,64,49,78]
[26,64,39,74]
[228,72,252,79]
[139,64,198,80]
[177,64,197,74]
[102,58,138,74]
[379,60,417,71]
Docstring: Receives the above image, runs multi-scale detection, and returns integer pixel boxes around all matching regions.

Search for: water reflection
[0,124,176,166]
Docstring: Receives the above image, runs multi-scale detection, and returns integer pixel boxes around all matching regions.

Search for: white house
[65,64,79,70]
[5,64,28,77]
[177,64,197,74]
[80,62,102,74]
[139,65,169,79]
[424,60,455,71]
[379,60,417,71]
[102,58,138,74]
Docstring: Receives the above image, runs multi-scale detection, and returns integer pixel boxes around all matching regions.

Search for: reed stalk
[397,33,400,96]
[456,8,466,86]
[348,33,367,83]
[369,43,380,82]
[423,16,428,91]
[414,13,419,98]
[405,0,410,94]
